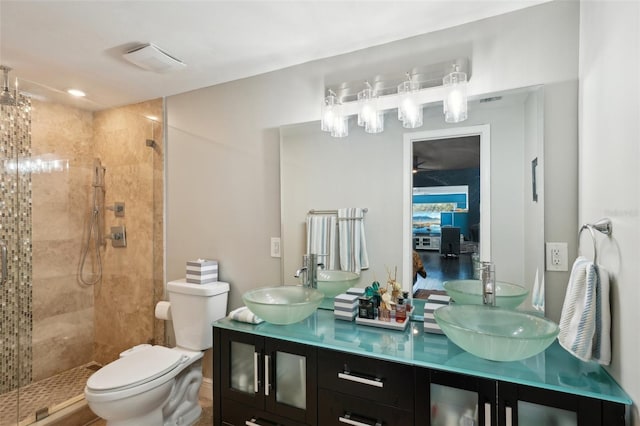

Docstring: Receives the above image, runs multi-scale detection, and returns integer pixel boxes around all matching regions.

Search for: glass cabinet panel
[275,351,307,409]
[230,341,255,394]
[517,400,577,426]
[431,383,478,426]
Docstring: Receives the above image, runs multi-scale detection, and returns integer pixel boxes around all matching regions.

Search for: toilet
[85,279,229,426]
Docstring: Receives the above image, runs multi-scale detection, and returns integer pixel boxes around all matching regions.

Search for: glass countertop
[213,308,631,405]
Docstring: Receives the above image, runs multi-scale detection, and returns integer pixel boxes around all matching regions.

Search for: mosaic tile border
[0,96,33,393]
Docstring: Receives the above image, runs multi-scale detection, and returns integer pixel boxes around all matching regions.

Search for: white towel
[558,256,611,365]
[306,214,338,270]
[228,306,264,324]
[337,208,369,274]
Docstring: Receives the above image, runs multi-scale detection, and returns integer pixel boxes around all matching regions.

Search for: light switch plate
[270,237,281,258]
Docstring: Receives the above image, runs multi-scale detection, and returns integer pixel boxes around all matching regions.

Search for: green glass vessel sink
[434,304,559,362]
[316,270,359,299]
[242,285,324,325]
[443,279,529,309]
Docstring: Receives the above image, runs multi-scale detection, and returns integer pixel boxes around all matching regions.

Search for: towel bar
[308,208,368,215]
[579,218,612,264]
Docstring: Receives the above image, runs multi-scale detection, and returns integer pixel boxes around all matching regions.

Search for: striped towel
[337,208,369,274]
[228,306,264,324]
[306,214,338,270]
[558,256,611,365]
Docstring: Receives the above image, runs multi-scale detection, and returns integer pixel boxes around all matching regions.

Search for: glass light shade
[321,92,337,132]
[443,69,468,123]
[357,87,384,133]
[397,80,423,128]
[365,110,384,133]
[357,86,375,126]
[330,104,349,138]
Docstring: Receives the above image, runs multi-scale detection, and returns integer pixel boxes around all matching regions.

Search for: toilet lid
[87,346,185,392]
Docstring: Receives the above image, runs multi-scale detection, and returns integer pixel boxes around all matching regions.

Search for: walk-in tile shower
[0,68,164,425]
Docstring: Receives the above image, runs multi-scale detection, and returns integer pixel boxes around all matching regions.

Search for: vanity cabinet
[415,368,496,426]
[213,311,630,426]
[317,348,414,425]
[497,381,625,426]
[214,329,317,426]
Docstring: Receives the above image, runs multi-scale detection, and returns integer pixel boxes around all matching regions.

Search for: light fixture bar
[320,58,470,137]
[325,58,470,104]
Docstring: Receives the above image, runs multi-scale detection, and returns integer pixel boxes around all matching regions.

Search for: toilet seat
[87,346,186,393]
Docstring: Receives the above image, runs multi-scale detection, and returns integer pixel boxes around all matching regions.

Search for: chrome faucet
[481,261,496,306]
[294,254,325,288]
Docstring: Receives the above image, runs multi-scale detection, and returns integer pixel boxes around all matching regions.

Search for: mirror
[280,85,544,310]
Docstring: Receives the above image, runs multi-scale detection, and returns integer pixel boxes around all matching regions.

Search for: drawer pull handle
[246,418,278,426]
[339,413,382,426]
[338,372,383,388]
[484,402,492,425]
[264,354,271,396]
[253,352,259,393]
[506,405,513,426]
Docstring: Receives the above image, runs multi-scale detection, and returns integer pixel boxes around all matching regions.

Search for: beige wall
[31,100,95,380]
[93,99,164,365]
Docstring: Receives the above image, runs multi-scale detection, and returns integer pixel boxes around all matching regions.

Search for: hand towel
[306,214,338,270]
[558,256,611,365]
[228,306,264,324]
[337,208,369,274]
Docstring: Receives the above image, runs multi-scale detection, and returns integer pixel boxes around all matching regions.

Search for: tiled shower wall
[0,97,163,393]
[92,99,164,365]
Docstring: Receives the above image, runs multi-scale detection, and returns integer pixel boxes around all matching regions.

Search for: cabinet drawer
[319,388,413,426]
[318,349,413,411]
[221,398,308,426]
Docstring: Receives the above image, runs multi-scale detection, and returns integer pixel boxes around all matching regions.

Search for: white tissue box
[186,259,218,284]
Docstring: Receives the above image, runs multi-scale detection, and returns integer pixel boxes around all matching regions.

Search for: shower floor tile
[0,362,100,426]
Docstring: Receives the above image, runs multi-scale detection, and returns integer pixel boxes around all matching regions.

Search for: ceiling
[0,1,547,111]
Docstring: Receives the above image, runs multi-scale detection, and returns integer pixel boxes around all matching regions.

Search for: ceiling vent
[123,43,186,73]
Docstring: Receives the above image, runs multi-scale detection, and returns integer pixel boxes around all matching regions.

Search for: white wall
[167,1,579,317]
[579,1,640,422]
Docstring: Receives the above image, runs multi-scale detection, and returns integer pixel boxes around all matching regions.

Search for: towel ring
[578,218,612,264]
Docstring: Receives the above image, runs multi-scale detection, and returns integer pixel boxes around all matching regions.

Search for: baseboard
[199,377,213,401]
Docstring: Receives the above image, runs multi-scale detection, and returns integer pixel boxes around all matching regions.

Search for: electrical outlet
[270,237,281,258]
[546,242,568,271]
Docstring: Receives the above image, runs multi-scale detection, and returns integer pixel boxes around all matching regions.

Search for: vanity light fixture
[443,64,468,123]
[321,89,349,137]
[321,89,337,132]
[331,103,349,138]
[357,81,384,134]
[321,58,471,138]
[397,73,423,129]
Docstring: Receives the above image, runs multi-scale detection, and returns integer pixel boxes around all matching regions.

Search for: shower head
[0,66,16,106]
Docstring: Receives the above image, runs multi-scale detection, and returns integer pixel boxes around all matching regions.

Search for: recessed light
[145,115,159,121]
[67,89,86,97]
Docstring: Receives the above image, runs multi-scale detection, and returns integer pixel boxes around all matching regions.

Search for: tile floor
[0,362,99,426]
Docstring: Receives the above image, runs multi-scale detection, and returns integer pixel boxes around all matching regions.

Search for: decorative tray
[355,316,411,331]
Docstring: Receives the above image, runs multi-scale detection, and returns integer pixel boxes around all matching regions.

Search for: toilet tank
[167,279,230,350]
